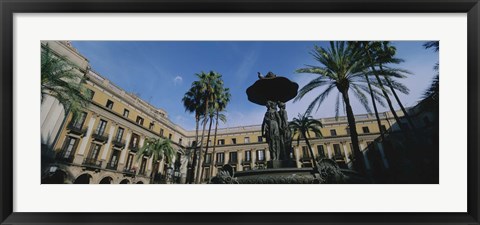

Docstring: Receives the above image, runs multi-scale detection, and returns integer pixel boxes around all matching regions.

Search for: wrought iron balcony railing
[123,168,136,177]
[228,159,238,165]
[82,157,103,169]
[241,159,252,165]
[129,144,139,152]
[105,162,118,170]
[112,139,125,148]
[91,132,109,142]
[66,123,87,136]
[55,150,75,164]
[215,161,225,166]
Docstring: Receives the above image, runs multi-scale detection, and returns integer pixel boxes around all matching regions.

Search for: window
[149,122,154,130]
[244,137,250,143]
[204,167,211,181]
[216,153,225,163]
[218,139,225,145]
[257,136,263,142]
[330,129,337,136]
[87,89,95,100]
[115,127,124,142]
[130,133,140,148]
[317,145,325,159]
[87,143,101,160]
[139,158,147,174]
[381,125,387,132]
[95,119,107,135]
[125,153,134,170]
[207,140,212,146]
[123,109,129,118]
[302,146,310,158]
[160,128,164,137]
[108,150,121,169]
[362,126,370,133]
[106,99,114,109]
[136,116,144,126]
[229,152,238,163]
[346,127,351,135]
[205,153,212,164]
[244,150,251,162]
[168,133,172,140]
[71,112,87,129]
[257,149,265,161]
[231,138,237,144]
[333,144,343,159]
[62,136,78,159]
[179,138,182,145]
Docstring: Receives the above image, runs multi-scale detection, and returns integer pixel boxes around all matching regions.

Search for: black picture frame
[1,0,479,224]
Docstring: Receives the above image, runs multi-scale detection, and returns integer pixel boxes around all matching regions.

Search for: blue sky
[71,41,438,130]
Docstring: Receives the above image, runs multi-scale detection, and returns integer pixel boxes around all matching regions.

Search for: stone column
[376,142,390,169]
[76,115,97,156]
[341,142,350,163]
[359,142,371,170]
[118,131,132,169]
[294,146,301,168]
[100,124,116,161]
[325,142,333,159]
[237,150,243,171]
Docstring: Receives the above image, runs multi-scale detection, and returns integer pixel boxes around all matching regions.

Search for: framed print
[1,0,479,224]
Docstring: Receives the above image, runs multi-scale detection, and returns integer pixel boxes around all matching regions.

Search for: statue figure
[277,101,292,159]
[262,101,281,160]
[257,71,277,79]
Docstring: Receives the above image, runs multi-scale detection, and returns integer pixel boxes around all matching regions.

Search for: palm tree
[41,44,91,118]
[352,41,409,132]
[423,41,439,104]
[289,113,323,168]
[209,88,230,178]
[295,41,373,173]
[374,42,415,129]
[136,137,176,183]
[182,83,205,184]
[193,71,223,184]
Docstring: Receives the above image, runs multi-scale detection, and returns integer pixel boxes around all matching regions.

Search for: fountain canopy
[246,72,299,105]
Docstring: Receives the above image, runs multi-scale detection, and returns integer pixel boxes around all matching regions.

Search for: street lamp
[166,166,173,183]
[173,168,180,184]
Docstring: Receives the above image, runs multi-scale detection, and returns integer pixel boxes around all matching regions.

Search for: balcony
[228,159,238,165]
[105,162,118,171]
[82,157,103,170]
[55,150,75,164]
[215,161,225,166]
[129,144,139,152]
[112,139,125,148]
[256,158,266,164]
[241,159,252,165]
[300,156,313,162]
[66,123,87,136]
[202,161,212,167]
[123,168,136,177]
[91,132,108,143]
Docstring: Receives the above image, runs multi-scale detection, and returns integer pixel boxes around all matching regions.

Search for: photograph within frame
[41,40,439,185]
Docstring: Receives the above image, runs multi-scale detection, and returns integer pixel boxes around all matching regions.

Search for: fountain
[209,72,368,184]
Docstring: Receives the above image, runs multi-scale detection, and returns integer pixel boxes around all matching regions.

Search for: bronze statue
[262,101,281,160]
[277,101,292,159]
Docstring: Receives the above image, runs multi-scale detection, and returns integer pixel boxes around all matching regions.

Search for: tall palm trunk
[302,131,317,169]
[187,116,200,184]
[199,115,214,183]
[365,74,386,142]
[210,110,220,178]
[195,99,209,184]
[340,88,366,174]
[380,64,416,130]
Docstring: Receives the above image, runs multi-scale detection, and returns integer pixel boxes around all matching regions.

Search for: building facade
[41,41,438,184]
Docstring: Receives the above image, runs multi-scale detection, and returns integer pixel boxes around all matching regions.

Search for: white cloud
[173,75,183,85]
